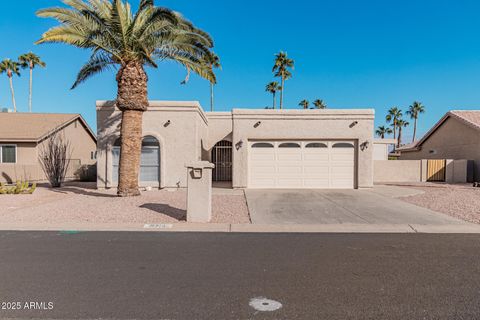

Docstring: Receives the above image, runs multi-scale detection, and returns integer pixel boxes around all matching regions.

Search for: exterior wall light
[349,121,359,128]
[164,120,171,127]
[360,141,370,151]
[254,121,262,128]
[235,140,243,150]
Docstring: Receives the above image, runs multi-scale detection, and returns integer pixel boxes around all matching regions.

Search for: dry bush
[39,132,72,188]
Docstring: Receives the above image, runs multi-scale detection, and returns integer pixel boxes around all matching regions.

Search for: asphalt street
[1,231,480,319]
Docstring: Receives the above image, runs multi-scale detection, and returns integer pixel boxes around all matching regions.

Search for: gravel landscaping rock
[0,182,250,225]
[400,184,480,224]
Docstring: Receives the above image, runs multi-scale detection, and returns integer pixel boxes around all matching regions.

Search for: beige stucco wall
[96,101,208,189]
[399,117,480,181]
[374,160,423,183]
[0,120,96,183]
[231,109,375,189]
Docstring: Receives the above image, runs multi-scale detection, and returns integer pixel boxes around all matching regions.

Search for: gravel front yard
[0,183,251,225]
[399,183,480,224]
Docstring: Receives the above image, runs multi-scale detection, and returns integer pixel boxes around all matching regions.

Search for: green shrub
[0,180,37,195]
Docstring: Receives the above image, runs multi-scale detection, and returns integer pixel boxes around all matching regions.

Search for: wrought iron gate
[212,140,232,181]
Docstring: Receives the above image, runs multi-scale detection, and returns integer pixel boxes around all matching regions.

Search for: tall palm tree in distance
[406,101,425,143]
[385,107,402,141]
[313,99,327,109]
[396,119,410,147]
[265,81,281,109]
[0,59,21,112]
[19,53,46,113]
[37,0,217,197]
[272,51,294,109]
[208,53,221,112]
[375,125,393,139]
[299,99,309,109]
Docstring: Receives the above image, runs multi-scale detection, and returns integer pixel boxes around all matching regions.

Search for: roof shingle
[0,113,81,142]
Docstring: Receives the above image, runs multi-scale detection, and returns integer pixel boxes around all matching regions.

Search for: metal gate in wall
[212,140,232,181]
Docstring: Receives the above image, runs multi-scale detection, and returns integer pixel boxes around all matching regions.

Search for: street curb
[0,223,479,233]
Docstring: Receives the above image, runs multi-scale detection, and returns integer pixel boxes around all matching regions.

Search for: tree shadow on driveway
[139,203,186,221]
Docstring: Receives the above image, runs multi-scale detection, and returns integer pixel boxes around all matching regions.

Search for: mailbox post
[185,161,215,222]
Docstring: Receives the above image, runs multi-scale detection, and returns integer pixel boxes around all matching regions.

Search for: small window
[306,142,328,148]
[333,142,354,148]
[1,145,16,163]
[429,150,437,155]
[142,136,159,147]
[252,142,274,148]
[279,143,301,148]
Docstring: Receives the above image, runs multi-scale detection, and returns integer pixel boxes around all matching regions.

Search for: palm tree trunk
[29,67,33,112]
[412,118,417,143]
[115,61,149,197]
[210,83,214,112]
[280,77,285,110]
[398,127,402,147]
[393,120,397,140]
[8,76,16,113]
[273,92,276,109]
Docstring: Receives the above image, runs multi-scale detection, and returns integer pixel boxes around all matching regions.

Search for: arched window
[252,142,274,148]
[112,136,160,184]
[305,142,328,148]
[140,136,160,182]
[278,142,301,148]
[332,142,354,148]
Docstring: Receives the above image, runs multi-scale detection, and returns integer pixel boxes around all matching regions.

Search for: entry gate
[427,159,446,182]
[212,140,232,181]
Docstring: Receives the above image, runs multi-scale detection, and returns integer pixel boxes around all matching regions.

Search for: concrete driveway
[245,186,467,225]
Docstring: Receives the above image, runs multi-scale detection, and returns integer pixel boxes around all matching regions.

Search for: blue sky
[1,0,480,141]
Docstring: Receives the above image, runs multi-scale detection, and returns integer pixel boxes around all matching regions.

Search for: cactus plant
[0,180,36,194]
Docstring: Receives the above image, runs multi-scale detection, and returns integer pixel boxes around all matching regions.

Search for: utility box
[185,161,215,222]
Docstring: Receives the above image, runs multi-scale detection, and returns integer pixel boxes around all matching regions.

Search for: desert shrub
[0,181,36,194]
[39,132,72,188]
[75,164,97,182]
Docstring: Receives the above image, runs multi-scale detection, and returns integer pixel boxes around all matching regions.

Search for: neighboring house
[0,113,97,183]
[97,101,375,190]
[397,110,480,180]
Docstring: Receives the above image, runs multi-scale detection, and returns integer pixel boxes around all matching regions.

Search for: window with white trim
[0,145,16,163]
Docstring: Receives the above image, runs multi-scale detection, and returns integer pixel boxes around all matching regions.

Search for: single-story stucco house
[0,112,97,183]
[397,110,479,181]
[97,101,376,190]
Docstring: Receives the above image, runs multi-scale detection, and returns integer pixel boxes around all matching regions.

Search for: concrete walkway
[245,187,468,226]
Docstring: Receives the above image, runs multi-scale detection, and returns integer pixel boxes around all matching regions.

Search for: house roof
[0,113,96,143]
[397,110,480,152]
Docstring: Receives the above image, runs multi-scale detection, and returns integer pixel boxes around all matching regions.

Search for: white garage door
[249,141,355,189]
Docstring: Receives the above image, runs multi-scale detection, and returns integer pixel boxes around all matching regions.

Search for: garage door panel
[304,179,330,188]
[277,165,302,174]
[277,153,302,161]
[304,153,329,161]
[249,141,355,189]
[251,153,275,161]
[277,179,303,188]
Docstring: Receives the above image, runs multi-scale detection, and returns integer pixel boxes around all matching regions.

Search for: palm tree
[0,59,21,112]
[406,101,425,143]
[208,53,221,112]
[272,51,294,109]
[265,81,281,109]
[299,99,309,109]
[37,0,216,197]
[18,53,46,113]
[313,99,327,109]
[375,125,393,139]
[396,119,410,147]
[385,107,402,141]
